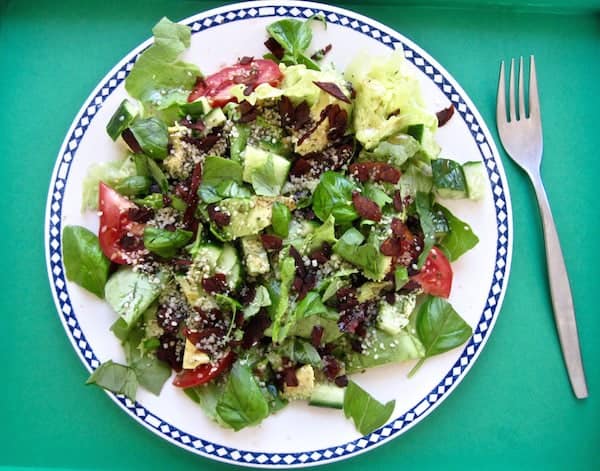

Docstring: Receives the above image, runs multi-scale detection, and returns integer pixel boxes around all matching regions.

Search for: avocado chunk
[241,236,270,276]
[218,196,295,240]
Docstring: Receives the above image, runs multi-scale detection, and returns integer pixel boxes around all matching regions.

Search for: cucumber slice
[462,161,486,200]
[180,96,211,118]
[432,158,467,199]
[216,243,242,289]
[309,384,345,409]
[106,99,138,141]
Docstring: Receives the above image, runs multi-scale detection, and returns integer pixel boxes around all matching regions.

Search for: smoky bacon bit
[436,104,455,127]
[264,37,285,60]
[348,162,401,184]
[313,81,351,104]
[380,237,401,256]
[260,233,283,251]
[202,273,228,294]
[352,191,382,222]
[207,204,231,227]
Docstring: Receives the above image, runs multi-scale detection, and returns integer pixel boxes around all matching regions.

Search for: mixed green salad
[62,17,484,434]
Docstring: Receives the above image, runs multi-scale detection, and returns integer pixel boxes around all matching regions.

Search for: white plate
[45,1,512,467]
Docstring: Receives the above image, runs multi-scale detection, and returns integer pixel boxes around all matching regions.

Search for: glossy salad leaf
[295,291,330,319]
[125,17,200,110]
[304,215,337,253]
[143,226,193,258]
[362,182,392,209]
[266,18,321,70]
[185,382,232,428]
[272,201,292,237]
[216,362,270,431]
[86,360,138,400]
[277,338,322,367]
[146,156,169,192]
[312,171,359,224]
[62,225,111,298]
[129,117,169,160]
[435,204,479,261]
[343,380,395,435]
[113,176,152,197]
[409,296,472,377]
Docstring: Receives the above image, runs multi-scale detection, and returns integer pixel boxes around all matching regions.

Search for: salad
[62,16,484,435]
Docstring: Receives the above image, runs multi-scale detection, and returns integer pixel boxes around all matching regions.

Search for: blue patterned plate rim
[44,0,513,467]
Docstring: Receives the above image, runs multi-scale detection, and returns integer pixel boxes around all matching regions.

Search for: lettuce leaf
[125,17,200,111]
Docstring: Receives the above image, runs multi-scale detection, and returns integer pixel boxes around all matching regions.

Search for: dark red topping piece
[313,81,351,104]
[349,162,401,184]
[352,192,382,222]
[121,128,143,154]
[127,206,154,223]
[260,233,283,251]
[436,104,455,127]
[207,204,231,227]
[264,37,285,60]
[201,273,228,294]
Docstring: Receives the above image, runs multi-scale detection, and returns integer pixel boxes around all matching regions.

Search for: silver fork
[497,56,588,399]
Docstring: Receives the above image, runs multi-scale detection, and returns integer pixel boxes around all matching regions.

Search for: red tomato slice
[172,351,235,388]
[412,247,453,298]
[188,59,282,106]
[98,182,144,264]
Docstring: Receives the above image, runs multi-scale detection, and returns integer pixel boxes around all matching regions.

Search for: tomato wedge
[172,351,235,388]
[188,59,282,106]
[412,247,453,298]
[98,182,145,264]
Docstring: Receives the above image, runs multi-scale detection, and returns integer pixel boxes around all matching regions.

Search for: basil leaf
[409,296,472,376]
[435,204,479,261]
[113,176,152,197]
[185,382,232,428]
[143,226,193,258]
[266,17,325,70]
[277,338,322,367]
[271,201,292,237]
[129,117,168,160]
[295,291,329,319]
[216,362,270,431]
[394,266,409,291]
[86,360,138,400]
[312,171,359,224]
[243,285,272,319]
[146,156,169,192]
[343,380,395,435]
[125,18,200,110]
[62,225,111,298]
[415,191,435,268]
[134,193,164,209]
[304,215,337,253]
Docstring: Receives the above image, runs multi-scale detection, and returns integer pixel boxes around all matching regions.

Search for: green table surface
[1,0,599,469]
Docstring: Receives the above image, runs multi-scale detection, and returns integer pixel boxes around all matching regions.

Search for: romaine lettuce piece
[81,157,137,210]
[345,52,438,150]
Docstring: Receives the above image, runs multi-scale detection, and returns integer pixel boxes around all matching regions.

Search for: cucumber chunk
[309,384,345,409]
[432,158,467,199]
[462,161,486,200]
[106,99,138,141]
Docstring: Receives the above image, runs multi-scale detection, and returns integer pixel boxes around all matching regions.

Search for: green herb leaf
[333,230,391,282]
[146,156,169,192]
[435,204,479,261]
[277,338,322,367]
[216,362,270,431]
[113,176,152,197]
[129,117,169,160]
[143,226,193,258]
[268,255,296,343]
[125,17,200,110]
[62,225,111,298]
[295,291,329,319]
[312,171,359,224]
[409,296,472,377]
[266,18,321,70]
[362,182,392,209]
[272,202,292,237]
[343,380,395,435]
[86,360,138,400]
[394,266,409,291]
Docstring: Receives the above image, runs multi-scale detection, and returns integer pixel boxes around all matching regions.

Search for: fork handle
[529,172,588,399]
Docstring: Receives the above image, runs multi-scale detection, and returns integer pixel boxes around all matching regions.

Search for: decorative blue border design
[46,3,510,467]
